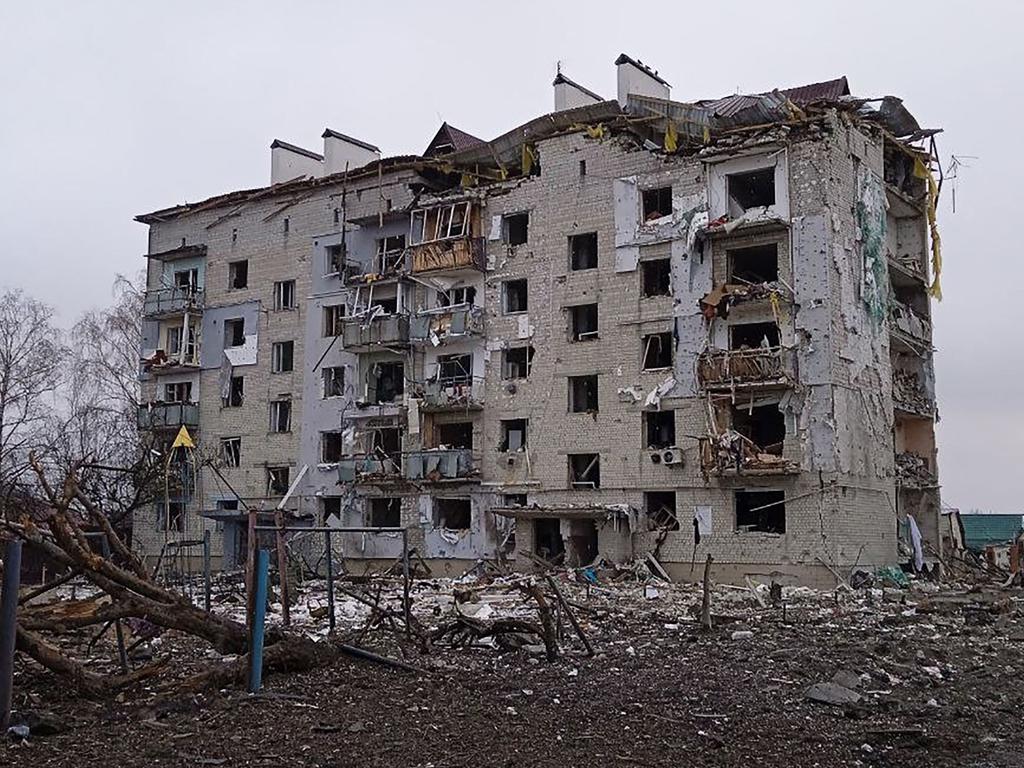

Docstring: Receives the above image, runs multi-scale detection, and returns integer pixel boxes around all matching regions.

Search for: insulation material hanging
[912,157,943,300]
[664,120,678,153]
[855,166,888,324]
[521,144,536,176]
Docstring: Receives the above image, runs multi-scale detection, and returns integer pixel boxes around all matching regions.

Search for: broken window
[728,244,779,284]
[503,279,528,314]
[322,366,344,398]
[735,489,785,534]
[730,322,780,350]
[325,243,345,275]
[503,212,529,246]
[271,341,294,373]
[411,202,472,244]
[727,168,775,215]
[375,235,406,273]
[220,437,241,468]
[504,493,527,507]
[434,498,471,530]
[323,304,345,337]
[645,491,679,531]
[368,497,401,527]
[228,260,248,289]
[156,500,186,532]
[732,403,785,455]
[321,432,344,463]
[579,160,587,177]
[436,421,473,449]
[569,374,599,413]
[322,496,342,522]
[642,186,672,221]
[224,375,244,407]
[371,361,404,403]
[644,410,676,449]
[500,419,528,452]
[224,318,245,348]
[273,280,296,310]
[373,296,398,315]
[174,268,199,291]
[163,381,192,403]
[269,399,291,433]
[642,332,674,370]
[437,286,476,307]
[568,453,601,488]
[503,346,534,379]
[438,353,472,385]
[371,425,403,465]
[569,304,599,342]
[267,467,290,497]
[569,232,598,271]
[534,518,565,562]
[641,258,672,297]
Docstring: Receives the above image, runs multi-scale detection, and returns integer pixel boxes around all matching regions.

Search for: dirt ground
[4,572,1023,767]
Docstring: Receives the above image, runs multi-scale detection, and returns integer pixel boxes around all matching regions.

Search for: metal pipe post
[248,549,270,693]
[324,530,335,633]
[401,530,411,637]
[203,529,211,613]
[0,539,23,730]
[274,508,290,626]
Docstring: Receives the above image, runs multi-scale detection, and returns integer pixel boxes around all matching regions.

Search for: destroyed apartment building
[133,54,943,584]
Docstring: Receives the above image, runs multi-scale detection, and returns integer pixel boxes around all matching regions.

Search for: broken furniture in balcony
[700,430,798,476]
[341,312,410,350]
[137,401,200,430]
[895,451,938,489]
[699,281,790,320]
[409,304,484,344]
[143,286,205,318]
[412,377,484,411]
[404,448,476,482]
[410,237,486,274]
[697,346,789,390]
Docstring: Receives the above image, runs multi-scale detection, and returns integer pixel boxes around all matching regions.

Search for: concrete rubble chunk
[804,681,862,707]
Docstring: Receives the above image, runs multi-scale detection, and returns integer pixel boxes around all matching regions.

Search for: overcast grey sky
[0,1,1019,512]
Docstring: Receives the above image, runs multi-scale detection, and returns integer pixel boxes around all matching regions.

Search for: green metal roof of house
[960,514,1024,551]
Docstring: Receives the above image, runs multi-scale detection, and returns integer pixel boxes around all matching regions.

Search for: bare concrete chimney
[553,71,603,112]
[615,53,670,107]
[322,129,380,176]
[270,139,323,185]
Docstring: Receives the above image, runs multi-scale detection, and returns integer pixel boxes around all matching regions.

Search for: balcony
[413,378,484,411]
[137,401,199,431]
[410,305,484,345]
[409,237,485,275]
[697,346,789,390]
[889,302,932,348]
[341,314,410,351]
[404,448,476,481]
[895,451,937,489]
[143,287,205,318]
[699,432,799,477]
[337,454,402,484]
[893,368,935,416]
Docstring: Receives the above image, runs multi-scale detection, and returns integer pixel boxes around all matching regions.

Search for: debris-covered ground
[5,570,1024,767]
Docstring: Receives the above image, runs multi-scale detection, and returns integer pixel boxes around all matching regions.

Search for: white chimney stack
[553,70,603,112]
[615,53,670,107]
[322,129,380,176]
[270,140,323,185]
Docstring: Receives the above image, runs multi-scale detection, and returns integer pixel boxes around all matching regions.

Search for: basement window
[728,244,779,284]
[368,497,401,527]
[645,491,679,531]
[503,279,528,314]
[220,437,241,468]
[273,280,296,310]
[434,498,471,529]
[730,322,780,350]
[642,186,673,221]
[321,431,344,463]
[642,332,674,370]
[322,366,344,398]
[438,353,472,385]
[224,318,245,348]
[500,419,528,452]
[644,410,676,448]
[570,304,599,341]
[228,260,249,289]
[224,376,244,407]
[569,374,599,413]
[568,453,601,489]
[735,489,785,534]
[503,213,529,246]
[269,399,292,433]
[569,232,598,271]
[732,403,785,455]
[267,467,290,497]
[371,361,404,403]
[641,258,671,297]
[503,346,534,379]
[323,304,346,337]
[271,341,294,373]
[436,421,473,449]
[727,169,776,214]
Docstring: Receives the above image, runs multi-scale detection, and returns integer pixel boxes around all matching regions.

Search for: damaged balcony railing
[697,346,789,389]
[699,431,798,476]
[412,377,484,410]
[409,304,484,345]
[143,286,205,318]
[341,313,410,350]
[890,302,932,344]
[404,448,476,481]
[337,452,403,483]
[137,401,200,430]
[409,237,486,274]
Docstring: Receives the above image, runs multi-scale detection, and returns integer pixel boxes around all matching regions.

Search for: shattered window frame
[375,235,406,274]
[220,437,241,468]
[320,431,344,464]
[502,279,528,314]
[434,498,472,530]
[727,243,780,284]
[266,466,291,497]
[503,212,529,246]
[410,201,472,245]
[499,418,528,452]
[503,346,535,379]
[322,366,344,399]
[568,374,599,413]
[223,375,244,408]
[324,243,346,276]
[271,340,295,373]
[569,232,598,271]
[435,421,473,450]
[641,332,674,370]
[323,304,346,337]
[437,353,472,385]
[729,322,780,350]
[367,497,401,528]
[156,500,186,532]
[569,303,599,342]
[640,257,672,297]
[641,186,673,221]
[644,409,676,449]
[228,259,249,290]
[735,489,786,534]
[568,453,601,489]
[437,285,476,308]
[223,318,245,349]
[163,381,192,403]
[645,491,679,531]
[273,279,296,311]
[727,168,776,214]
[269,399,292,434]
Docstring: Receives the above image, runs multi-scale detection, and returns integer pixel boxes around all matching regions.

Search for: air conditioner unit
[661,449,684,466]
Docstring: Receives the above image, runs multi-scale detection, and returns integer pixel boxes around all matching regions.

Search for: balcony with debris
[700,431,799,476]
[143,285,205,319]
[895,450,938,489]
[404,448,477,482]
[136,401,199,431]
[337,452,403,484]
[140,320,201,374]
[341,309,410,351]
[410,303,484,345]
[700,394,799,476]
[697,345,791,391]
[889,298,932,351]
[408,201,486,275]
[892,365,935,417]
[411,375,484,412]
